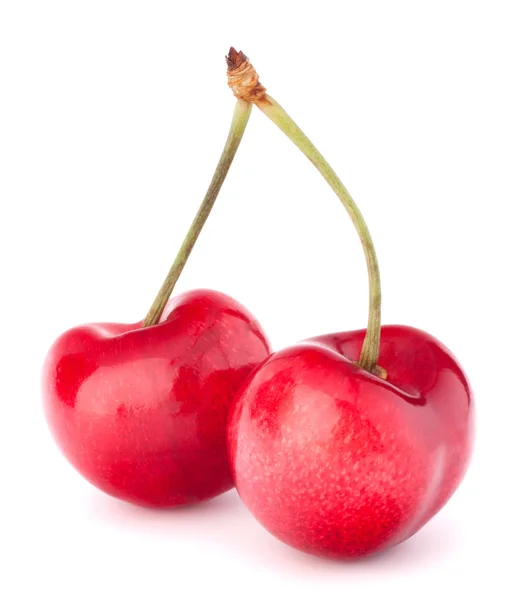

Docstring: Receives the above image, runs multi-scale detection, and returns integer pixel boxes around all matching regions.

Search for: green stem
[143,99,252,327]
[256,96,381,373]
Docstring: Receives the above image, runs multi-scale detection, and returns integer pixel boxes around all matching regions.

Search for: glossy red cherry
[225,50,475,559]
[228,325,473,558]
[43,289,270,507]
[42,95,261,507]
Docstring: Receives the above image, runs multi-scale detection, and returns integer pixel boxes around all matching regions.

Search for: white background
[1,1,525,598]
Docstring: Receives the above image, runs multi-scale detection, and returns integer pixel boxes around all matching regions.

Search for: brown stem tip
[226,47,267,103]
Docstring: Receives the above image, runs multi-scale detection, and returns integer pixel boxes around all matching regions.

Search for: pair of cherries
[43,49,474,560]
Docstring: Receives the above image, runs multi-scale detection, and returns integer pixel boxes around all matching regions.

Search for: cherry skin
[228,325,474,559]
[43,289,270,507]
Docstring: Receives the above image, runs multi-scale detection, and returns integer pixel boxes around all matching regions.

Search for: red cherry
[228,325,473,559]
[43,289,270,507]
[224,51,475,558]
[42,96,259,506]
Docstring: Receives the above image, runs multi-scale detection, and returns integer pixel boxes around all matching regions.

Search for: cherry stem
[257,96,381,372]
[225,48,381,372]
[142,99,252,327]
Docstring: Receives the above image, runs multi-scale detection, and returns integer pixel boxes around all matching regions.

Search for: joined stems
[143,99,252,327]
[225,48,381,372]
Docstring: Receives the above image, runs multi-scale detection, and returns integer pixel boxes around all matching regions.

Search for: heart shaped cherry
[43,98,270,506]
[229,326,473,558]
[44,289,269,507]
[225,49,474,558]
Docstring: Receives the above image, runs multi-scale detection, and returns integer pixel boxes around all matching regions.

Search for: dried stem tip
[226,47,267,102]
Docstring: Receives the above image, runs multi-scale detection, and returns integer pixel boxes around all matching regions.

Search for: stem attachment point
[226,48,267,103]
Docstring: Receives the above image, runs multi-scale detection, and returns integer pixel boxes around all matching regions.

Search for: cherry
[228,326,473,558]
[43,97,270,507]
[44,289,269,507]
[225,49,474,558]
